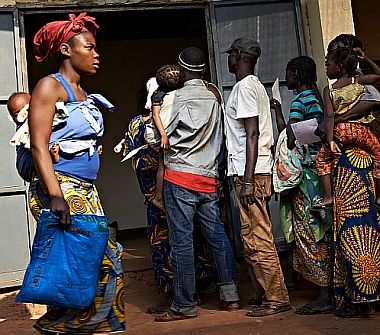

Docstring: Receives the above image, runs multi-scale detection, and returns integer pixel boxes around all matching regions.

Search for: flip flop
[146,304,170,314]
[246,304,291,317]
[220,300,240,312]
[154,310,196,322]
[248,297,262,308]
[295,304,334,315]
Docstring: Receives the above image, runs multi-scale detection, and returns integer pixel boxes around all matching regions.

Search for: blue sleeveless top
[50,73,113,182]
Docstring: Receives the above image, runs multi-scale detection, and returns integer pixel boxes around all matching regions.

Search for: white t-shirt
[224,75,274,176]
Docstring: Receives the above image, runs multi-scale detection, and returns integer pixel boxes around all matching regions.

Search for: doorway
[23,7,209,230]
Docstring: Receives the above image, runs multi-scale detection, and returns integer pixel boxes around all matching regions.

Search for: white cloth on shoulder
[9,102,69,149]
[272,129,302,193]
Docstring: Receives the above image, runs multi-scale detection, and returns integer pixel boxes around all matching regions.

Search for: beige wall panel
[318,0,355,51]
[300,0,327,90]
[0,1,15,6]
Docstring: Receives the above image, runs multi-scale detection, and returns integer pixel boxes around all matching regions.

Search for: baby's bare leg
[319,174,333,206]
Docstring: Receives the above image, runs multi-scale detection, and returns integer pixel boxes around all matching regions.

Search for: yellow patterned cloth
[330,78,374,124]
[29,173,125,334]
[333,146,380,311]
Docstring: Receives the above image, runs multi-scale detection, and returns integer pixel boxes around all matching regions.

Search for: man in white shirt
[224,37,290,317]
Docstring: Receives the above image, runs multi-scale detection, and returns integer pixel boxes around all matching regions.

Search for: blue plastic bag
[16,210,109,309]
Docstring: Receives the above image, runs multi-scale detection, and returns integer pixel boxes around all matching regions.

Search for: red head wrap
[33,12,99,62]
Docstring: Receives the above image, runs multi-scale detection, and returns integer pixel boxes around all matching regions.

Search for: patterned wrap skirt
[280,166,333,287]
[333,146,380,310]
[29,173,125,334]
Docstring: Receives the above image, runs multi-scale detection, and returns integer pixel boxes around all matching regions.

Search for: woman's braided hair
[286,56,323,108]
[330,47,358,77]
[286,56,317,86]
[328,34,365,74]
[156,64,183,91]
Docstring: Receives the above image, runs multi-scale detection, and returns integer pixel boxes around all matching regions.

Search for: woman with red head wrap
[26,13,125,334]
[33,12,99,62]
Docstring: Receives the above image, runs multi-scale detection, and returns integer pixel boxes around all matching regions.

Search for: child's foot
[152,197,166,213]
[311,196,333,211]
[49,142,60,164]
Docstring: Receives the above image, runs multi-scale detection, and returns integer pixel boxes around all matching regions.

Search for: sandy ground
[1,263,380,335]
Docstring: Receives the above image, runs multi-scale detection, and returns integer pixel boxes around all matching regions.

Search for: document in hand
[290,118,320,146]
[121,144,148,162]
[272,77,282,104]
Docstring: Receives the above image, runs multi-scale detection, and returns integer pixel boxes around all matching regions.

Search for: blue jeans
[164,181,239,316]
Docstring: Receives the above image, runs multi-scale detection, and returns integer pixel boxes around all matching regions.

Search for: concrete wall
[299,0,356,90]
[318,0,355,51]
[299,0,327,90]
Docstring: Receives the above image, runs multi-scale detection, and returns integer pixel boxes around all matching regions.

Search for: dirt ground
[1,262,380,335]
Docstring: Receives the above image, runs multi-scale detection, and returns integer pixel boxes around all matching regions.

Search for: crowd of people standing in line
[123,34,380,321]
[7,10,380,334]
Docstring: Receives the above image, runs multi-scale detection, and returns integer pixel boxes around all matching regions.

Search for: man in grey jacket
[155,47,239,322]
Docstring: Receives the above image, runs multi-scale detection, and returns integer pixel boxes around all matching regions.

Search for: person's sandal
[295,303,334,315]
[246,304,291,317]
[154,310,196,322]
[146,304,170,314]
[248,297,262,308]
[220,300,240,312]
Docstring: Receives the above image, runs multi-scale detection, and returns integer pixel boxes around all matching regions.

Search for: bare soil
[1,264,380,335]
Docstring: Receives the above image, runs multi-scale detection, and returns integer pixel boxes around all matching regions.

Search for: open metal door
[209,0,305,255]
[0,9,33,288]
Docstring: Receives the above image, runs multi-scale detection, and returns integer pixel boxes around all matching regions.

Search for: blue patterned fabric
[333,145,380,310]
[50,73,114,182]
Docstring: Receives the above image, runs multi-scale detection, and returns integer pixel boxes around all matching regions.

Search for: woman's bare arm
[355,48,380,85]
[335,101,380,123]
[29,76,71,224]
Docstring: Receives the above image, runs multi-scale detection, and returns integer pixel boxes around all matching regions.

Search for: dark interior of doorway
[23,8,209,231]
[24,8,209,89]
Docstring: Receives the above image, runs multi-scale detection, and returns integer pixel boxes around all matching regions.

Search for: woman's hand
[329,140,341,154]
[161,135,170,150]
[270,99,282,111]
[96,144,103,155]
[353,47,366,61]
[50,195,71,225]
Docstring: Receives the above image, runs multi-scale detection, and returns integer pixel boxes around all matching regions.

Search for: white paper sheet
[290,118,320,146]
[121,144,148,162]
[272,77,282,104]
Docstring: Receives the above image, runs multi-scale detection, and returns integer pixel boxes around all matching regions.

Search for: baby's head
[7,92,31,124]
[326,47,358,80]
[156,65,183,92]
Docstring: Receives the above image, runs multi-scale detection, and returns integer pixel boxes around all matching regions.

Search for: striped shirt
[289,89,323,124]
[289,89,323,155]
